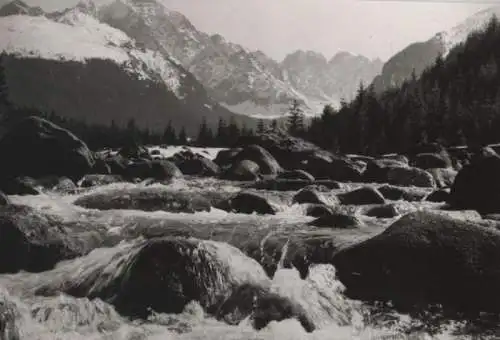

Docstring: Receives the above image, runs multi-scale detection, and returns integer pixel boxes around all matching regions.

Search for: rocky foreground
[1,116,500,337]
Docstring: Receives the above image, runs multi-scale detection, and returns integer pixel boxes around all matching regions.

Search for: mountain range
[0,0,498,134]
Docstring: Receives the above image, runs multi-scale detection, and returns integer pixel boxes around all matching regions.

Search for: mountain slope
[64,0,380,117]
[0,11,255,134]
[372,6,500,92]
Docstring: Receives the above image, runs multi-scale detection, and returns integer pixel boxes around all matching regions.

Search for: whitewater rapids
[0,175,469,340]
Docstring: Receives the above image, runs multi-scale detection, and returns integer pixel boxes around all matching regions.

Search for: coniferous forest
[305,16,500,155]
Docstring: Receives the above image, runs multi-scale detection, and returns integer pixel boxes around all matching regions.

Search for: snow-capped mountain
[66,0,380,117]
[0,5,255,134]
[281,50,383,104]
[372,6,500,93]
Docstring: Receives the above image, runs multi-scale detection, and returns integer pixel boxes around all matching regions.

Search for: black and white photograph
[0,0,500,338]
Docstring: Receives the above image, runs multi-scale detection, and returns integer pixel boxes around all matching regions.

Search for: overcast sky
[3,0,493,61]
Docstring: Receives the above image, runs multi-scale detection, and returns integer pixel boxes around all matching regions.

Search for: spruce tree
[287,99,305,136]
[216,117,227,146]
[178,127,188,145]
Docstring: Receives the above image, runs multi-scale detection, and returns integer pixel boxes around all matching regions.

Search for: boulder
[308,213,363,228]
[0,288,20,340]
[216,283,315,332]
[332,211,500,313]
[386,166,436,188]
[277,170,315,181]
[80,174,126,188]
[377,185,428,202]
[218,191,277,215]
[0,192,10,206]
[177,157,220,177]
[300,151,364,181]
[0,116,94,181]
[364,204,401,218]
[222,160,260,181]
[36,176,77,194]
[74,187,225,213]
[117,144,150,160]
[250,179,340,192]
[304,204,334,218]
[427,168,457,188]
[448,155,500,214]
[0,205,106,273]
[426,189,450,203]
[0,177,40,195]
[36,238,269,319]
[414,153,452,170]
[363,159,408,183]
[232,145,283,176]
[214,148,242,168]
[338,187,385,205]
[125,160,182,181]
[380,154,409,165]
[292,188,335,206]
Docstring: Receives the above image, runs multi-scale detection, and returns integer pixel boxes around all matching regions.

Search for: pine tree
[197,116,211,146]
[216,117,227,146]
[287,99,305,136]
[178,127,188,145]
[162,120,177,145]
[257,119,265,134]
[271,119,278,131]
[227,117,240,147]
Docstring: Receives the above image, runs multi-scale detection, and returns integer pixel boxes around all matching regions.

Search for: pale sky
[2,0,494,61]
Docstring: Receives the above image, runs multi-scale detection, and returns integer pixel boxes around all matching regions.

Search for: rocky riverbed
[1,116,500,339]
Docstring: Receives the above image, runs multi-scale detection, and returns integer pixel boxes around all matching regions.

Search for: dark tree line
[304,15,500,155]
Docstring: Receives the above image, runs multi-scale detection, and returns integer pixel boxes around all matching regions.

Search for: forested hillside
[306,16,500,155]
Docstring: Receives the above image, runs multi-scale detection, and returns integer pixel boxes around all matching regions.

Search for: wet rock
[249,179,340,192]
[427,168,457,188]
[0,177,40,195]
[117,144,151,160]
[426,189,450,202]
[301,151,364,181]
[308,213,363,228]
[304,204,334,218]
[177,157,220,177]
[0,205,106,274]
[232,145,283,176]
[338,187,385,205]
[380,154,409,165]
[80,174,126,188]
[222,160,260,181]
[0,117,95,182]
[0,192,9,206]
[362,159,408,183]
[387,166,436,188]
[448,155,500,214]
[214,148,242,168]
[36,176,77,194]
[150,149,161,156]
[105,155,129,176]
[125,160,182,181]
[364,204,400,218]
[332,210,500,314]
[74,187,225,213]
[218,191,277,215]
[377,185,428,202]
[414,153,452,170]
[92,156,111,175]
[0,288,20,340]
[277,170,315,181]
[216,283,315,332]
[292,187,335,206]
[37,238,269,319]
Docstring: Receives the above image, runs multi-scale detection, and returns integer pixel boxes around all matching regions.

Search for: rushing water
[0,176,479,340]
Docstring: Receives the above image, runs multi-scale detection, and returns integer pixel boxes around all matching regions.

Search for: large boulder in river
[216,283,315,332]
[338,187,385,205]
[414,152,452,170]
[386,166,436,188]
[0,205,106,274]
[0,116,95,181]
[36,237,269,319]
[124,159,182,181]
[300,151,364,181]
[222,160,260,181]
[448,154,500,214]
[117,144,151,160]
[218,191,277,215]
[232,145,283,176]
[74,186,225,213]
[0,177,40,195]
[80,174,126,188]
[427,168,457,188]
[377,185,428,202]
[362,159,408,183]
[168,150,220,177]
[332,211,500,313]
[293,187,335,206]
